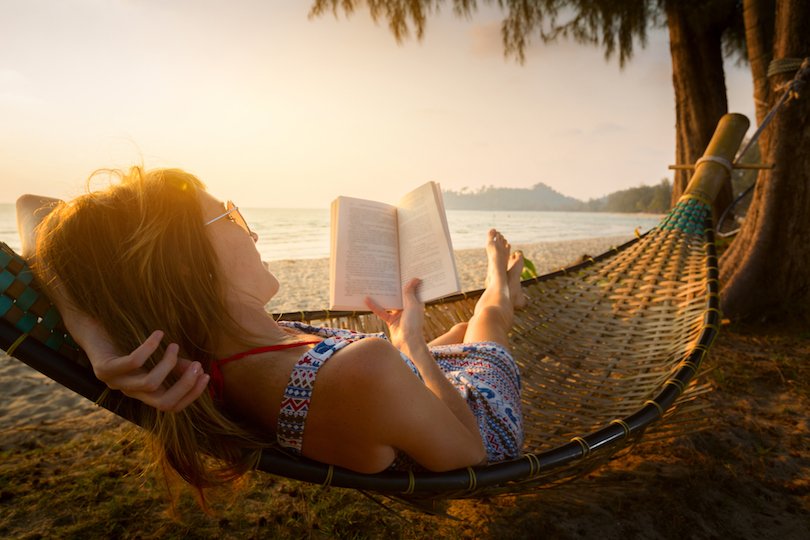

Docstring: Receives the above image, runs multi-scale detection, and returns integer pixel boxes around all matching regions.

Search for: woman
[18,167,525,495]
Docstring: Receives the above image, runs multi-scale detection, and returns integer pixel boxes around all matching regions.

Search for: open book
[329,181,460,310]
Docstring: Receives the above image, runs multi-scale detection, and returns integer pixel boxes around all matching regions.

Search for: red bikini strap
[208,339,322,401]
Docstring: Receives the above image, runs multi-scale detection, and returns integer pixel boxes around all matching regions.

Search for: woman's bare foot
[507,251,526,309]
[484,229,510,292]
[464,230,517,346]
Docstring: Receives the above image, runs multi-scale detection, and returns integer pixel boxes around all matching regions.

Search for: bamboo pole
[681,113,750,205]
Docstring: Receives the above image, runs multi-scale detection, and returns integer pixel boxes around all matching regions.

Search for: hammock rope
[715,57,810,236]
[1,113,750,501]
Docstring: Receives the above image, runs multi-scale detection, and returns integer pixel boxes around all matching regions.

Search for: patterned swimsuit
[212,321,524,465]
[274,321,524,464]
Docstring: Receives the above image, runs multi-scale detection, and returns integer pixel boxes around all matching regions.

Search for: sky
[0,0,756,208]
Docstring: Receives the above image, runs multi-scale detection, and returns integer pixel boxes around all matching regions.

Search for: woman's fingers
[82,328,208,412]
[126,343,182,394]
[365,296,398,323]
[93,330,163,381]
[167,375,210,413]
[146,361,209,412]
[403,277,420,293]
[99,335,193,395]
[403,278,422,292]
[402,278,423,306]
[172,356,197,376]
[364,296,384,316]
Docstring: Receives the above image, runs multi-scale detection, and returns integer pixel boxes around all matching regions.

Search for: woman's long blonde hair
[34,167,268,501]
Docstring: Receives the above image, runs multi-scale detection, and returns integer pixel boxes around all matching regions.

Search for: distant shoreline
[444,207,665,217]
[442,181,672,214]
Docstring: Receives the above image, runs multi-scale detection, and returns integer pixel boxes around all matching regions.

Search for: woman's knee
[450,322,468,334]
[469,305,511,331]
[428,322,469,346]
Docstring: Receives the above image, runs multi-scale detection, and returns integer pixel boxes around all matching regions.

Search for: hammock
[0,113,749,501]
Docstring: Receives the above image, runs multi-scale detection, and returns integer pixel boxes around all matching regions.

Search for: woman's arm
[302,337,487,472]
[15,195,209,412]
[359,279,486,468]
[365,279,483,441]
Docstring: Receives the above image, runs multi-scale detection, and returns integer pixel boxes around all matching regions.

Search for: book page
[330,197,403,310]
[396,182,460,303]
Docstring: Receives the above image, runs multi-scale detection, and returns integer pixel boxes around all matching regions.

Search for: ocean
[0,204,661,262]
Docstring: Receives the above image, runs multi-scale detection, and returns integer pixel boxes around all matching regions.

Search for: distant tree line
[442,183,581,211]
[442,179,672,213]
[584,179,672,213]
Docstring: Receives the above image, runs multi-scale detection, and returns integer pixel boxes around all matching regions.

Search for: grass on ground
[1,322,808,539]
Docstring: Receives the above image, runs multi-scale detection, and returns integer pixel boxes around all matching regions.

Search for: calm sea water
[0,204,661,262]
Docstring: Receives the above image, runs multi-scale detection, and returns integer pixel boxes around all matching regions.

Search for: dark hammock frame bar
[0,113,748,500]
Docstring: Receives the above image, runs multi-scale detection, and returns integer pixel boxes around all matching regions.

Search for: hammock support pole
[681,113,751,205]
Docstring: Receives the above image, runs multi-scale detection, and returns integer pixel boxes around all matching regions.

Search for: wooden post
[681,113,750,205]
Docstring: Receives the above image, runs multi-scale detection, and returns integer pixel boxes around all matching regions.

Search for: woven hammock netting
[255,197,717,497]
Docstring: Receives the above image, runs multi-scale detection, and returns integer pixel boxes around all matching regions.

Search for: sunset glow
[1,1,755,208]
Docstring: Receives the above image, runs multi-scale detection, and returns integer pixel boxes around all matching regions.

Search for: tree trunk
[666,0,735,217]
[720,0,810,321]
[742,0,776,128]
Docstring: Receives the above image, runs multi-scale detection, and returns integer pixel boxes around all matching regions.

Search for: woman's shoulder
[298,337,419,472]
[278,322,423,379]
[305,337,423,416]
[318,336,403,381]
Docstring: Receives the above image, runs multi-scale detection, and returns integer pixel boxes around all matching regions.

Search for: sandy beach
[264,236,630,313]
[1,234,807,538]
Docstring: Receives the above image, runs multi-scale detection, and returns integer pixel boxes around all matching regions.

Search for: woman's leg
[430,250,522,347]
[428,322,468,347]
[508,251,527,309]
[462,230,523,348]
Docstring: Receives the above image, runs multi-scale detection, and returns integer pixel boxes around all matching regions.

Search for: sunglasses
[204,200,254,238]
